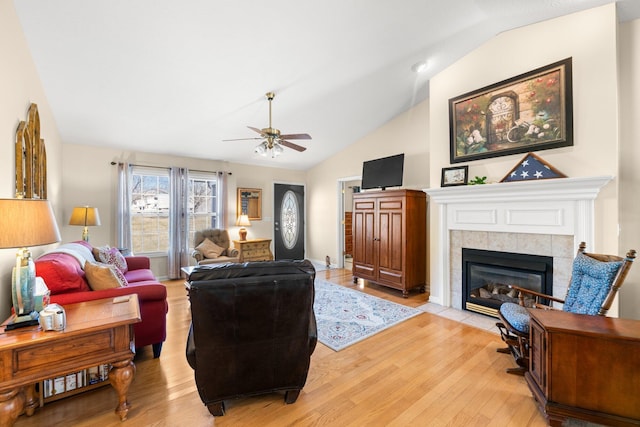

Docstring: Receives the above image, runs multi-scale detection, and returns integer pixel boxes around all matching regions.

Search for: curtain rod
[110,161,231,175]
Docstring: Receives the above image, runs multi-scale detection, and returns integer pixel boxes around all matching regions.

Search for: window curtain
[218,171,230,228]
[116,162,133,251]
[168,167,189,279]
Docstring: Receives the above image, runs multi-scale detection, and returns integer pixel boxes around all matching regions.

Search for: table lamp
[235,214,251,241]
[69,206,101,242]
[0,199,61,324]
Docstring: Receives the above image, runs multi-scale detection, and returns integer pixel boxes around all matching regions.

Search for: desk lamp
[69,206,101,242]
[0,199,60,324]
[235,214,251,241]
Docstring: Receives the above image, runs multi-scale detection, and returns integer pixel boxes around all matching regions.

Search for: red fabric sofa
[35,241,168,358]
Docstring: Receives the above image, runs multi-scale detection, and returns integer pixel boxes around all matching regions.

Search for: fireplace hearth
[462,248,553,317]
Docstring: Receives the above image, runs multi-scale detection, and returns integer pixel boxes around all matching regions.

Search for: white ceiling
[14,0,640,170]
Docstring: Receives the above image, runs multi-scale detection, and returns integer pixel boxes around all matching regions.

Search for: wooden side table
[525,309,640,426]
[0,295,141,425]
[233,239,274,262]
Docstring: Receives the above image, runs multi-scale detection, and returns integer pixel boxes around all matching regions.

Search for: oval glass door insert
[280,190,299,249]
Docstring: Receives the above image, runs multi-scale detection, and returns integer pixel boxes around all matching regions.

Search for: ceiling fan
[223,92,311,157]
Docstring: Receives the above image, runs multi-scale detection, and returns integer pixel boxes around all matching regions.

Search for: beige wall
[306,100,429,268]
[618,18,640,319]
[62,143,306,278]
[0,1,64,318]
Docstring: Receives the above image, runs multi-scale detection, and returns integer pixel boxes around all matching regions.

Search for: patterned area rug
[313,279,422,351]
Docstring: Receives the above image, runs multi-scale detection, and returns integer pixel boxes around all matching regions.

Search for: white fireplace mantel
[424,176,613,307]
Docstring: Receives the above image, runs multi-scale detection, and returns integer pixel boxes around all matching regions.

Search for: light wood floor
[15,268,549,427]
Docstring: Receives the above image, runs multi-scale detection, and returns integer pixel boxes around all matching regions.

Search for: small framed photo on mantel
[441,165,469,187]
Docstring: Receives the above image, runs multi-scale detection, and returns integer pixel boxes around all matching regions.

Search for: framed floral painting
[449,58,573,163]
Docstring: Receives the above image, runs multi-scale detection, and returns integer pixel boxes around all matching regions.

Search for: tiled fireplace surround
[425,176,613,311]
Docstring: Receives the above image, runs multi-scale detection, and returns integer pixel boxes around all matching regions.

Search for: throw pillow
[35,253,92,294]
[93,245,128,273]
[84,261,128,291]
[196,238,225,259]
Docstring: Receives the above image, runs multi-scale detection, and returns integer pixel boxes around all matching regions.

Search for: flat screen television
[361,153,404,190]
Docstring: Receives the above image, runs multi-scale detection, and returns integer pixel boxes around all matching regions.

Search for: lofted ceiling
[13,0,640,170]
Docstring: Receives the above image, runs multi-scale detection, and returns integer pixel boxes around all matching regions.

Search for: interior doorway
[337,177,361,270]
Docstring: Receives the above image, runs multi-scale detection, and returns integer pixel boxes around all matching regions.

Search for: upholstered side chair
[191,228,239,265]
[496,242,636,375]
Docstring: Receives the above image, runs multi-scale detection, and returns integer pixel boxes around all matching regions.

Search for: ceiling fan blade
[247,126,264,135]
[279,133,312,140]
[279,139,307,152]
[222,137,263,142]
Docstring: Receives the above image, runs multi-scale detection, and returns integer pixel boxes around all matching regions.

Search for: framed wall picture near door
[237,188,262,220]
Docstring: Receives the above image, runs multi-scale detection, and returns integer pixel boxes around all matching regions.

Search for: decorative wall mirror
[16,103,47,199]
[237,188,262,220]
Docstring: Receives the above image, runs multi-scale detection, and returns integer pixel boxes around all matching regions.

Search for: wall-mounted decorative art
[15,103,47,199]
[237,187,262,220]
[449,58,573,164]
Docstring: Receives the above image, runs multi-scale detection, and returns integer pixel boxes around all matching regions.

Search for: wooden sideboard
[233,239,274,262]
[525,309,640,427]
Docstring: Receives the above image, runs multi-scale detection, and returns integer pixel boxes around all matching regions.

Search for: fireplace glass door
[462,248,552,317]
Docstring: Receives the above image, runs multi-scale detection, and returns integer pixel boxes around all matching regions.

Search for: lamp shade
[235,214,251,227]
[69,206,101,227]
[0,199,61,249]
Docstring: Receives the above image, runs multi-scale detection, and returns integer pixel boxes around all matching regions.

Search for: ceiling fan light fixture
[254,141,268,156]
[226,92,311,157]
[272,143,284,158]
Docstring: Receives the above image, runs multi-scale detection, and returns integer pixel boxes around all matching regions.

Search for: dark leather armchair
[185,260,317,416]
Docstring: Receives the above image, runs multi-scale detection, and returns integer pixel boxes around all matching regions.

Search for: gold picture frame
[237,188,262,220]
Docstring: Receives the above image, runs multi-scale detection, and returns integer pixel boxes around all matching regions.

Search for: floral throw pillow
[93,245,128,273]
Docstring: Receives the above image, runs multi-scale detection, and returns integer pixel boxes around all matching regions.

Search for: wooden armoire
[352,189,427,297]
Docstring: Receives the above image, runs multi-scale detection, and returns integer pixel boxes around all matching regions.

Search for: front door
[274,183,305,260]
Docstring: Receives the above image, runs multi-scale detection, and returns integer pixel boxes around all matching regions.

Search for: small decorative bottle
[12,248,36,316]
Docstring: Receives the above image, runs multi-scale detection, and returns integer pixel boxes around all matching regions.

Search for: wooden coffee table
[0,295,141,425]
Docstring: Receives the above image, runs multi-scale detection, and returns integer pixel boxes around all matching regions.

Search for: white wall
[62,143,306,278]
[618,18,640,319]
[429,4,624,312]
[306,100,429,267]
[0,1,63,318]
